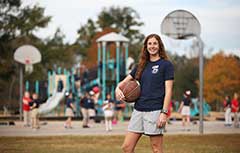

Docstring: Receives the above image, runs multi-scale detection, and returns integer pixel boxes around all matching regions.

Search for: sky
[22,0,240,57]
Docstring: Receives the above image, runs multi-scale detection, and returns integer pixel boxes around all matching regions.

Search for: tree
[39,28,76,74]
[0,0,52,109]
[170,53,199,101]
[0,0,51,80]
[76,19,97,56]
[97,6,144,43]
[76,6,145,68]
[203,52,240,105]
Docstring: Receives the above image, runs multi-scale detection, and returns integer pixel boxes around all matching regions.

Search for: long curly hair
[135,34,168,80]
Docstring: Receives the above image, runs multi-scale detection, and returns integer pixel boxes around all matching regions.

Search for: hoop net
[25,59,33,74]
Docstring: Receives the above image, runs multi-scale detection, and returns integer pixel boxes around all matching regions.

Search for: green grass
[0,134,239,153]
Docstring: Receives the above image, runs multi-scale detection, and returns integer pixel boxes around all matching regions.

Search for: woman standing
[115,34,174,153]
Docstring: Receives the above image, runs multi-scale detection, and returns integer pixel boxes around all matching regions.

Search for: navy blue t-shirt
[66,98,73,109]
[130,59,174,111]
[88,97,95,109]
[182,97,191,106]
[29,99,41,109]
[80,97,94,109]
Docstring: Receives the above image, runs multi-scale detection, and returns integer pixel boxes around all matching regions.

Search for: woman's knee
[150,136,163,153]
[121,142,134,153]
[151,143,162,153]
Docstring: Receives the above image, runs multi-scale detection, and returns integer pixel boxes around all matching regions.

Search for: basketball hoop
[13,44,41,121]
[25,59,33,74]
[14,45,41,74]
[161,10,201,40]
[161,9,204,134]
[25,64,33,74]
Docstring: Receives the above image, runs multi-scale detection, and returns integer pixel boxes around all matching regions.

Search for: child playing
[102,93,115,131]
[64,92,76,129]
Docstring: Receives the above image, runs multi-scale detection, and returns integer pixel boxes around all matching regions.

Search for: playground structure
[190,98,211,117]
[96,32,130,101]
[21,32,132,117]
[14,32,211,119]
[14,45,42,120]
[25,67,81,116]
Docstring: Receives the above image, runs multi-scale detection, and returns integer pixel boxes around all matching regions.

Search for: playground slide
[190,98,211,117]
[38,89,65,114]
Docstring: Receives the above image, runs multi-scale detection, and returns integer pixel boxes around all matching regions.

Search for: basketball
[119,80,141,103]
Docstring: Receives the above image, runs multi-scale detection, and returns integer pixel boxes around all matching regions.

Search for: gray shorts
[128,109,164,136]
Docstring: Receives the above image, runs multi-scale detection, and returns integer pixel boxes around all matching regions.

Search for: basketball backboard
[14,45,41,65]
[161,10,201,39]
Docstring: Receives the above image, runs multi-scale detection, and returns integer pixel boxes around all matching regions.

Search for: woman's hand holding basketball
[115,86,125,101]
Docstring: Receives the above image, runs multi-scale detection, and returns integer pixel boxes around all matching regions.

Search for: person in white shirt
[102,93,115,131]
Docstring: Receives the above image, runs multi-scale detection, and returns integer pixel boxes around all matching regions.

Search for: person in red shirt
[231,93,239,128]
[22,91,32,127]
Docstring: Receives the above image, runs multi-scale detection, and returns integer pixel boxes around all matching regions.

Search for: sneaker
[82,125,90,128]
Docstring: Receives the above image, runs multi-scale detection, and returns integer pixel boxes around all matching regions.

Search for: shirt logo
[152,65,159,74]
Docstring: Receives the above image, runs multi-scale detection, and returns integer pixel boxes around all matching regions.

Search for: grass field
[0,134,239,153]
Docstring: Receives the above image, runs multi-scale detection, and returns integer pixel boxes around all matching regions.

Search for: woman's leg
[122,132,142,153]
[150,135,163,153]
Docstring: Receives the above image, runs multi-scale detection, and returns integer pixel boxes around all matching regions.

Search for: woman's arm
[115,74,134,101]
[157,80,173,128]
[162,80,173,110]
